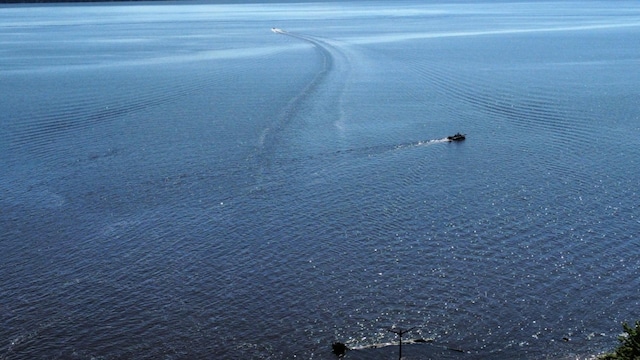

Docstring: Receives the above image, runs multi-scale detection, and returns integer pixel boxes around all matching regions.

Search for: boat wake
[260,27,341,151]
[333,137,460,157]
[257,28,350,174]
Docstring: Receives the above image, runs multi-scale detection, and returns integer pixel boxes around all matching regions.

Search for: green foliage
[601,321,640,360]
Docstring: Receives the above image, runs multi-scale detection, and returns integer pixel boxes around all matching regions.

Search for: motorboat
[447,133,466,141]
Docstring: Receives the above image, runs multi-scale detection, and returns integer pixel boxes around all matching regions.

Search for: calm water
[1,1,639,359]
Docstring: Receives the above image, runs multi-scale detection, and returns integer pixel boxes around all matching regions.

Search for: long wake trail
[254,28,346,190]
[259,29,464,175]
[259,28,335,156]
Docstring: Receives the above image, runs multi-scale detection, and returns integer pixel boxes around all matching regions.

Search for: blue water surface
[1,1,639,359]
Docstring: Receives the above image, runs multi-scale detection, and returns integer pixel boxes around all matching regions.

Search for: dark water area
[1,1,640,359]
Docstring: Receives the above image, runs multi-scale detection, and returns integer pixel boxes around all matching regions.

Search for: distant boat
[447,133,466,141]
[271,27,285,34]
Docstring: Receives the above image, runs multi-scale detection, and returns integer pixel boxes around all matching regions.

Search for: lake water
[1,1,639,359]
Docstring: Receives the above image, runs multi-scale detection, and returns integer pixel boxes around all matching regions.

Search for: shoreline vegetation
[598,321,640,359]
